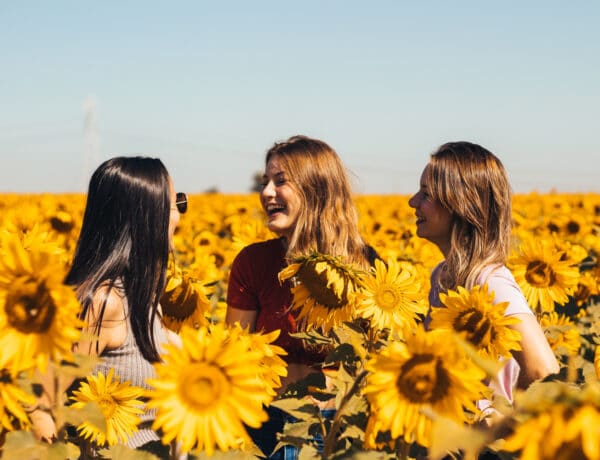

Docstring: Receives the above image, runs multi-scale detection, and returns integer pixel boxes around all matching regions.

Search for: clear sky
[1,1,598,194]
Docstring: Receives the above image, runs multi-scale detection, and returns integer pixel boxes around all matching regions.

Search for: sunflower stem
[321,370,368,459]
[53,366,65,442]
[168,440,179,460]
[395,438,410,459]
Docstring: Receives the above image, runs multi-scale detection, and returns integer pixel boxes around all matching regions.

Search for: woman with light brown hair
[226,135,376,458]
[408,141,558,411]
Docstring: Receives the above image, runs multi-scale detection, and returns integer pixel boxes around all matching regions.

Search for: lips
[266,203,286,216]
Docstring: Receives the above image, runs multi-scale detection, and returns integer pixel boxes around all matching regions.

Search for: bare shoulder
[85,283,127,326]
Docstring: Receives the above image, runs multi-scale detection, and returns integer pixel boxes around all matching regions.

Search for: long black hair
[66,156,171,362]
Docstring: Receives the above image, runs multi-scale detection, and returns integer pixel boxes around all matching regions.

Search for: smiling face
[408,165,453,256]
[260,155,302,239]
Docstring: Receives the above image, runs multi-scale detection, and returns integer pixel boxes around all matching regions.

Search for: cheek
[170,212,180,231]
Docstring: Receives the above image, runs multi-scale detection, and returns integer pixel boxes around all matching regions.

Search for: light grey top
[93,300,168,449]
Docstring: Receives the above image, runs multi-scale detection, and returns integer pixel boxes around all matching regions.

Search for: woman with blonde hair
[408,141,558,408]
[226,135,376,458]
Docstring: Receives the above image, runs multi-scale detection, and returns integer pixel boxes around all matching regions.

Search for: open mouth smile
[266,203,286,216]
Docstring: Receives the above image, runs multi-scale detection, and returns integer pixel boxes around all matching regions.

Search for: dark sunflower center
[0,369,13,384]
[298,262,348,309]
[160,276,198,320]
[397,353,449,404]
[565,221,580,235]
[525,261,556,287]
[49,213,74,233]
[453,308,493,347]
[573,284,590,303]
[5,277,56,333]
[556,443,585,460]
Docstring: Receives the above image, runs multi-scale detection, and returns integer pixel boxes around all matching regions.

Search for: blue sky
[1,1,598,194]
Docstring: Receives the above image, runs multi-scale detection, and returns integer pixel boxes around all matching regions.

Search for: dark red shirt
[227,238,327,366]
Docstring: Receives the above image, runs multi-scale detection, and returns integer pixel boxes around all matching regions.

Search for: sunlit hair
[265,135,370,269]
[65,156,171,362]
[426,141,512,290]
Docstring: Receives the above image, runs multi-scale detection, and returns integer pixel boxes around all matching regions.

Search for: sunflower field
[1,191,600,459]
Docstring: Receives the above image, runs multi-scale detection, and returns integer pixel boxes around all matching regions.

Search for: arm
[510,313,560,388]
[225,307,257,331]
[226,247,259,331]
[30,285,127,441]
[484,267,559,388]
[28,369,58,442]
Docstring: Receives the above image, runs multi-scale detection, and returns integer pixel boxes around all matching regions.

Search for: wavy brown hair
[426,141,512,290]
[265,135,370,269]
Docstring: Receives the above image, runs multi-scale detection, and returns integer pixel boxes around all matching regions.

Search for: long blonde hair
[265,135,370,269]
[426,141,512,290]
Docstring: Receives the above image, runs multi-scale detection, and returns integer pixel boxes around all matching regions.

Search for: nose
[408,192,419,208]
[261,180,276,199]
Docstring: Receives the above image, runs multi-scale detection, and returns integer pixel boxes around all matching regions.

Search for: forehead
[265,156,285,174]
[419,165,431,185]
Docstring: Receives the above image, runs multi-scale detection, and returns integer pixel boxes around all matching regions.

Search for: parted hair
[65,156,170,362]
[426,141,512,290]
[265,135,370,269]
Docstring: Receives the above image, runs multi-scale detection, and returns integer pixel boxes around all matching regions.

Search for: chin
[267,225,283,236]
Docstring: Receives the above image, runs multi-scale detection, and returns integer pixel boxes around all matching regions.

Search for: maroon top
[227,238,327,366]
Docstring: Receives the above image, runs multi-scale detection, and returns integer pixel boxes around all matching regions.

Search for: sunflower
[278,252,364,334]
[230,218,277,254]
[502,381,600,460]
[146,323,277,455]
[571,270,599,308]
[429,284,522,360]
[70,368,144,446]
[235,326,288,396]
[355,258,427,332]
[0,368,37,431]
[540,312,581,356]
[160,262,211,333]
[0,229,82,374]
[363,328,489,448]
[509,236,580,313]
[188,251,222,287]
[552,212,593,244]
[48,210,75,234]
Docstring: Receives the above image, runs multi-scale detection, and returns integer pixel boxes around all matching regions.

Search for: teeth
[267,204,285,214]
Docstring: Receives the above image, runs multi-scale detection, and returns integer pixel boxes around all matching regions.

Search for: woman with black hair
[31,156,187,455]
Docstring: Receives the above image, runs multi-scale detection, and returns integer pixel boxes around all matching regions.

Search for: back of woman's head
[426,141,512,288]
[266,135,368,267]
[66,156,170,362]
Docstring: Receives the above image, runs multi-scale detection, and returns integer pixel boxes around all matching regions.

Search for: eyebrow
[265,171,286,178]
